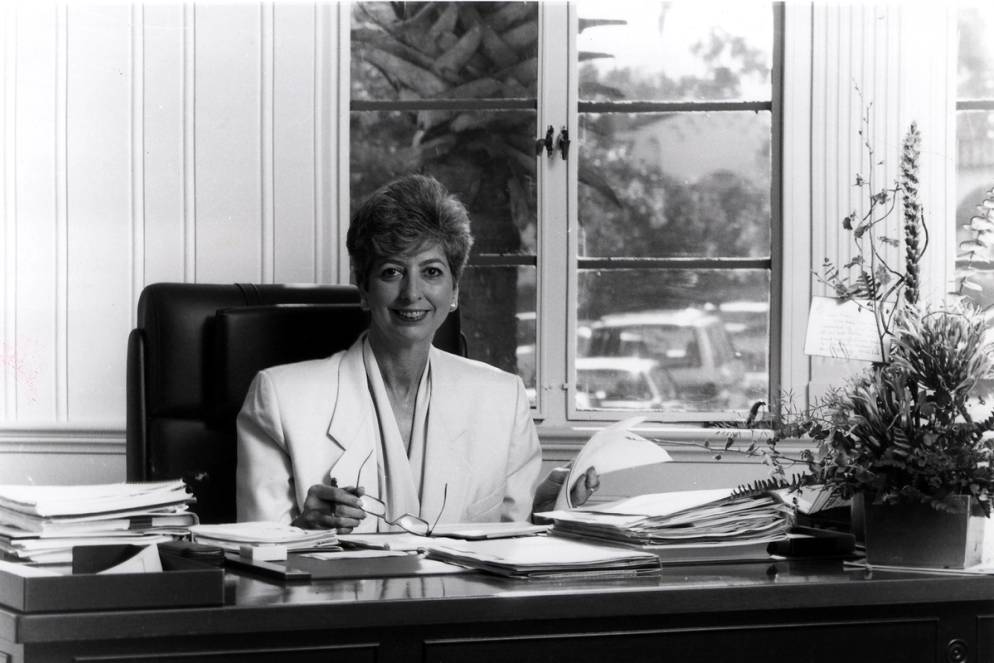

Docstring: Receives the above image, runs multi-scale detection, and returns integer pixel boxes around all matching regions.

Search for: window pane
[957,8,994,99]
[351,2,539,102]
[578,269,770,410]
[350,110,538,255]
[459,265,537,403]
[577,1,773,102]
[955,109,994,404]
[956,111,994,262]
[577,112,771,258]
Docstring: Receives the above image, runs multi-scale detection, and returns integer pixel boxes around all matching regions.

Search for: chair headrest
[209,304,369,425]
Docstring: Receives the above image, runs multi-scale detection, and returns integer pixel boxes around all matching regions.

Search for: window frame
[557,2,785,427]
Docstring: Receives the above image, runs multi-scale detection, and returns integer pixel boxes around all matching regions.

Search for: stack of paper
[189,521,339,553]
[0,480,196,564]
[539,488,792,564]
[425,536,661,579]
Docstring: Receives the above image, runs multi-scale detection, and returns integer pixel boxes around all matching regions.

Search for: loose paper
[555,417,673,510]
[803,296,885,362]
[98,544,163,575]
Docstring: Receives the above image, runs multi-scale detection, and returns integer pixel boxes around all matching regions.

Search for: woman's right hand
[292,481,367,532]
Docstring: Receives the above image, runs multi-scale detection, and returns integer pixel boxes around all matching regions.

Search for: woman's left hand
[569,465,600,507]
[532,465,600,514]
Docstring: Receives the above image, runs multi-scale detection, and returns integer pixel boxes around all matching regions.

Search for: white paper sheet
[803,295,885,362]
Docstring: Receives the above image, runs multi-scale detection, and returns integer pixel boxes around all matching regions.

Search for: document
[424,535,661,579]
[189,521,338,552]
[427,522,550,540]
[539,488,791,556]
[555,417,673,509]
[0,480,192,517]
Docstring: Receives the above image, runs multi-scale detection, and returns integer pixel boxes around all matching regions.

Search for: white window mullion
[535,1,571,429]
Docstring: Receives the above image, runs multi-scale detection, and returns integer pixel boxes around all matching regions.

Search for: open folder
[425,535,661,579]
[555,417,673,509]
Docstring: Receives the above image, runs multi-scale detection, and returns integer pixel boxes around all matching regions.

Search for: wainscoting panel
[143,3,189,286]
[11,4,59,423]
[273,3,319,284]
[193,3,263,284]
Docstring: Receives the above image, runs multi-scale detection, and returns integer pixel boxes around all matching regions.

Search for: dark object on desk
[0,548,223,613]
[126,282,467,524]
[72,544,149,574]
[768,526,857,559]
[159,540,226,567]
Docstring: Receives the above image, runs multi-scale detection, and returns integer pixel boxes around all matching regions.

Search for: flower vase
[856,494,987,569]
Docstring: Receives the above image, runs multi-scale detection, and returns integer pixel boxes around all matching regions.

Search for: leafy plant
[684,118,994,516]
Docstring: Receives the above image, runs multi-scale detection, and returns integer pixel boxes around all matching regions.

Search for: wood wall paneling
[12,5,59,423]
[65,5,132,424]
[193,4,262,283]
[1,1,14,422]
[143,3,187,288]
[273,3,317,284]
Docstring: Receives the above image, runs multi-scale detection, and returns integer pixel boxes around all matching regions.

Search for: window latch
[556,127,570,160]
[535,125,554,156]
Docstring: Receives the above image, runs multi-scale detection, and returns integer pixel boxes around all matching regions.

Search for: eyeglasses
[353,450,448,536]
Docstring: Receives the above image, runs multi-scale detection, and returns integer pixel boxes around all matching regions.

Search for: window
[349,2,780,428]
[955,7,994,307]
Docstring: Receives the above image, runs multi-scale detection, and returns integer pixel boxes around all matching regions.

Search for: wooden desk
[2,560,993,663]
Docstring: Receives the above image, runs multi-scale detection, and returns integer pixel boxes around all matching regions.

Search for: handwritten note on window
[803,296,885,363]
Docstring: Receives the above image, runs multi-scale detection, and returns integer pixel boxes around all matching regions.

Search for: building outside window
[349,1,780,428]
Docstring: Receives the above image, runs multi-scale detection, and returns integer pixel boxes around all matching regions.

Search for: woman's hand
[532,465,601,514]
[569,465,600,507]
[292,480,367,533]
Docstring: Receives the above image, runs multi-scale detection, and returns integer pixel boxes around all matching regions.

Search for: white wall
[0,2,959,489]
[0,2,344,483]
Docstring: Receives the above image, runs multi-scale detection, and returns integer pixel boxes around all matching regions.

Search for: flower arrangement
[691,113,994,517]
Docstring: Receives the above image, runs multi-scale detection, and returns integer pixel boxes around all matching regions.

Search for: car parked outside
[575,357,680,411]
[716,300,769,400]
[584,308,747,409]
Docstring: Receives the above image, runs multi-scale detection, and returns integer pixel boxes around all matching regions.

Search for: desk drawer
[425,618,940,663]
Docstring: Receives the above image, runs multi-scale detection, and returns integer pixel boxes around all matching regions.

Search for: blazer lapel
[421,347,471,522]
[326,338,379,493]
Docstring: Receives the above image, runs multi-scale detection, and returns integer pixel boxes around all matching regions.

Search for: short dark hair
[347,174,473,287]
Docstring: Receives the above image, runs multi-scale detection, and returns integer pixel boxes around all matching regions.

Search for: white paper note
[803,295,885,362]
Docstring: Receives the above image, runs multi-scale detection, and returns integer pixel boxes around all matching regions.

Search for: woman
[236,174,595,531]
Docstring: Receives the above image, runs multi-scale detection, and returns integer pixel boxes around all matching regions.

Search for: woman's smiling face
[361,242,457,351]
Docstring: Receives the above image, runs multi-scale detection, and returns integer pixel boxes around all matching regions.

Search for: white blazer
[236,338,542,529]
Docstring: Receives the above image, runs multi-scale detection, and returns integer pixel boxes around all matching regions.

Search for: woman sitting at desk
[236,174,596,531]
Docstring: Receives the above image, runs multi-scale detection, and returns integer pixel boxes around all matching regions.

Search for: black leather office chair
[126,282,466,524]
